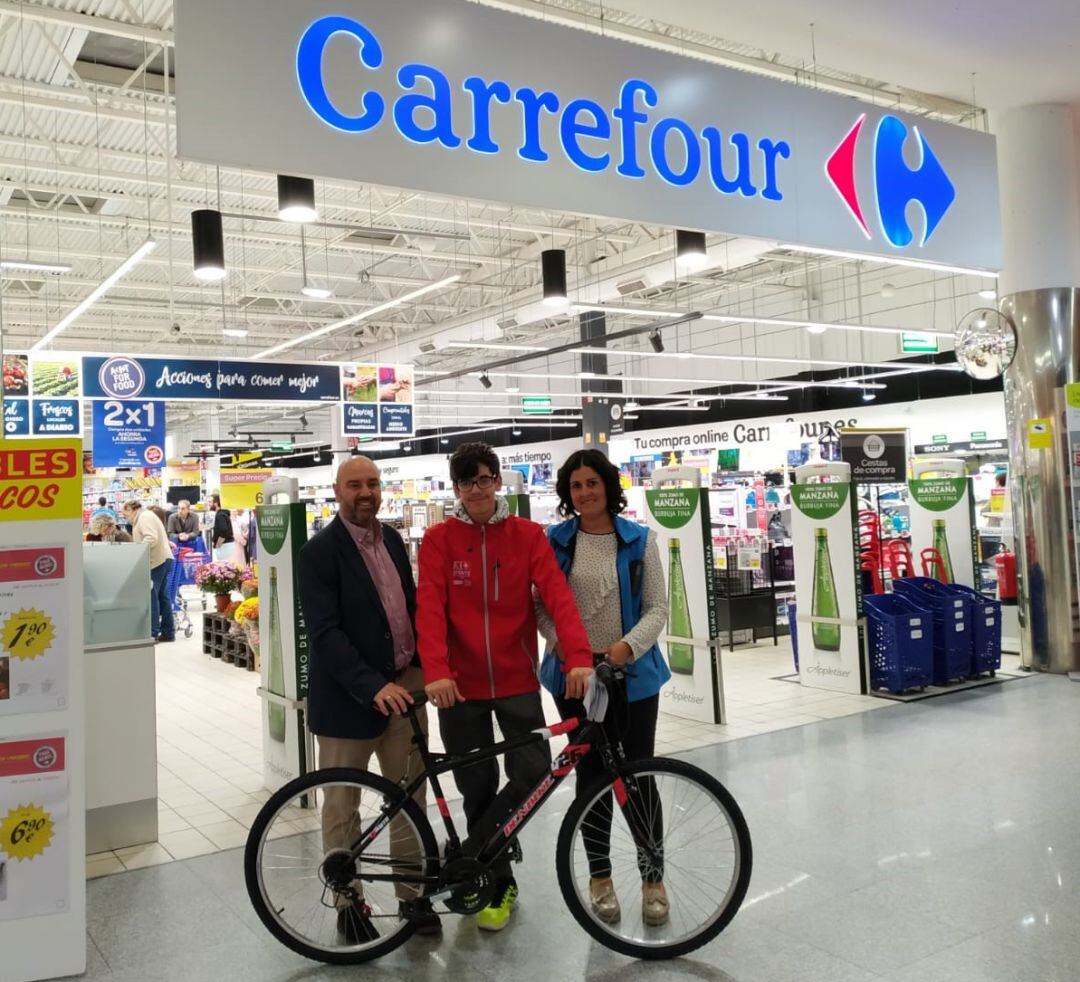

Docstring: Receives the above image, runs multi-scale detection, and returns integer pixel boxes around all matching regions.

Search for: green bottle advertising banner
[644,488,722,724]
[789,482,866,694]
[256,503,310,790]
[907,478,978,588]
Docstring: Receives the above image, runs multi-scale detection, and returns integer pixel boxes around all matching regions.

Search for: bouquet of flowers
[234,595,261,669]
[194,561,243,596]
[240,565,258,599]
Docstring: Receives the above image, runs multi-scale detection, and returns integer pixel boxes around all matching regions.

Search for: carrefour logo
[295,15,791,202]
[826,113,955,248]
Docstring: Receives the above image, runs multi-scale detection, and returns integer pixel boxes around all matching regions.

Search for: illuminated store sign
[176,0,1001,271]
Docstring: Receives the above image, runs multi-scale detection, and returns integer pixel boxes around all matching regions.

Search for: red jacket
[416,507,592,700]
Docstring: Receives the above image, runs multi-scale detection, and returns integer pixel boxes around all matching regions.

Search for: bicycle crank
[437,857,495,914]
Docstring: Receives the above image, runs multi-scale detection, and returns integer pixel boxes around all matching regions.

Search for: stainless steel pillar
[997,104,1080,672]
[1001,289,1080,671]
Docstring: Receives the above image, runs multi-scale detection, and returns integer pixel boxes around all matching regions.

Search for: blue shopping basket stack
[892,577,972,685]
[863,593,934,693]
[945,583,1002,676]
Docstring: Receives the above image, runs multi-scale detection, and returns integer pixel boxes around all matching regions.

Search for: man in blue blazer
[298,455,440,943]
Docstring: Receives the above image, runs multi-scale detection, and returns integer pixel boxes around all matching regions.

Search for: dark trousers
[438,691,550,883]
[150,558,175,639]
[555,687,663,882]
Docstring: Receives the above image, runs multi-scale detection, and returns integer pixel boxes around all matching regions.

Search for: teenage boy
[416,442,592,933]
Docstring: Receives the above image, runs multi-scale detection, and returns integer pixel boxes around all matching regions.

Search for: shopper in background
[416,442,593,933]
[86,512,133,543]
[536,448,671,928]
[209,494,239,564]
[233,509,250,564]
[122,500,175,643]
[148,504,169,529]
[89,495,116,527]
[298,455,441,943]
[167,500,200,544]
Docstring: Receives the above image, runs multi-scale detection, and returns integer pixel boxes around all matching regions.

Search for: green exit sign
[901,332,939,353]
[270,440,293,452]
[932,434,949,444]
[522,397,552,415]
[971,431,987,441]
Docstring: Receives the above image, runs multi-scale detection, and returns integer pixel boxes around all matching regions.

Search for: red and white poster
[0,547,69,716]
[0,735,69,922]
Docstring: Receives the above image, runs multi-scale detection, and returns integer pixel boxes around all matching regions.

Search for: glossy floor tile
[71,670,1078,980]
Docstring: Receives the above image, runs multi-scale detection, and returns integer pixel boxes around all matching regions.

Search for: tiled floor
[87,628,990,876]
[76,670,1080,981]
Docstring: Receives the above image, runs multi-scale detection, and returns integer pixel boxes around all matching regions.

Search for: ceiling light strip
[778,243,999,279]
[31,238,157,352]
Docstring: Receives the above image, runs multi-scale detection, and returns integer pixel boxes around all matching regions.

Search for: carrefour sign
[176,0,1000,271]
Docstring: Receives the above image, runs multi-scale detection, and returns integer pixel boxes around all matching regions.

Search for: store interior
[0,3,1019,885]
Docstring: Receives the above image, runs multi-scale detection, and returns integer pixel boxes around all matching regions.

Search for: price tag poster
[0,547,68,715]
[0,735,68,921]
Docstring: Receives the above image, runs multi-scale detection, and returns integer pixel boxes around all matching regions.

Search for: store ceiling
[0,0,1003,451]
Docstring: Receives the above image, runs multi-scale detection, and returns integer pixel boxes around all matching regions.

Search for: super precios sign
[0,444,80,517]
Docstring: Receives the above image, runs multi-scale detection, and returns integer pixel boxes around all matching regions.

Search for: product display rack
[202,611,254,670]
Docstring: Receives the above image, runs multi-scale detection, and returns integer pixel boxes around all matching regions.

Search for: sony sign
[175,0,1000,270]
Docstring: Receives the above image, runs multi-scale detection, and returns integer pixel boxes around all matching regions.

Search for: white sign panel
[644,488,722,724]
[175,0,1000,271]
[790,483,865,694]
[908,478,978,588]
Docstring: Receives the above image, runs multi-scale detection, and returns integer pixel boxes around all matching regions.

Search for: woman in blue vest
[537,449,671,928]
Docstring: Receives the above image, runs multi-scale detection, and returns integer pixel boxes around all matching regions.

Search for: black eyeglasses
[455,475,496,491]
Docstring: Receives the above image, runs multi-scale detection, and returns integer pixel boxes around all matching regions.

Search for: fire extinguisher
[995,546,1017,601]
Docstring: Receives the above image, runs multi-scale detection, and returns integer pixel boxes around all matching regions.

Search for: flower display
[234,596,260,627]
[194,561,243,596]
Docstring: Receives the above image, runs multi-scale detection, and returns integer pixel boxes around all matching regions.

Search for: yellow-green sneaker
[476,882,518,932]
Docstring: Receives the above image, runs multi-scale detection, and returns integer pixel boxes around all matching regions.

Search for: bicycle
[244,664,752,963]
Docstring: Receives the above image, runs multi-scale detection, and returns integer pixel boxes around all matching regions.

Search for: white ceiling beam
[0,1,172,46]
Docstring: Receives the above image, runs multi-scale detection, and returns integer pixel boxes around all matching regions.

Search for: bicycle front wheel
[555,757,752,960]
[244,767,440,965]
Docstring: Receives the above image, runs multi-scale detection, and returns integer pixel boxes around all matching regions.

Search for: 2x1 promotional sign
[789,482,865,694]
[90,400,166,468]
[175,0,1000,271]
[83,355,341,403]
[256,504,310,789]
[907,478,978,588]
[840,428,908,484]
[643,488,722,724]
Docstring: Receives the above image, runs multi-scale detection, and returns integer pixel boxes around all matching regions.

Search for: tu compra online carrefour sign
[174,0,1000,270]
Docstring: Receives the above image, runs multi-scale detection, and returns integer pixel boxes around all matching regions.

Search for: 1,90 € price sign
[0,803,54,861]
[1,609,55,661]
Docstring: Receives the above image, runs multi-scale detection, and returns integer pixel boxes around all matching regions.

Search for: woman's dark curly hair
[555,449,627,519]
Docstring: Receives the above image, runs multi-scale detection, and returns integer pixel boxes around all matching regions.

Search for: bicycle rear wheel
[244,767,440,965]
[555,757,751,960]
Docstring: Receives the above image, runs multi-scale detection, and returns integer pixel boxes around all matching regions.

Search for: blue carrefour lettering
[874,115,955,247]
[395,63,461,148]
[560,98,611,172]
[296,16,384,133]
[295,18,791,203]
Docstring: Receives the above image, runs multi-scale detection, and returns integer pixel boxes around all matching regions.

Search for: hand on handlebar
[565,666,592,700]
[425,677,465,709]
[373,682,414,717]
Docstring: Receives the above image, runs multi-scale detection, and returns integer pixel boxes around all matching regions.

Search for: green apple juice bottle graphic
[667,538,695,675]
[931,519,954,583]
[811,528,841,651]
[267,566,287,743]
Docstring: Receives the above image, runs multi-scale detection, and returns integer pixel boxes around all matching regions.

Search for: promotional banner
[2,400,28,438]
[220,468,273,509]
[82,355,341,403]
[23,357,82,438]
[908,477,979,588]
[0,442,82,522]
[341,363,415,436]
[90,400,166,469]
[790,483,865,694]
[644,488,722,724]
[0,548,69,716]
[840,428,908,484]
[256,504,310,790]
[0,735,69,922]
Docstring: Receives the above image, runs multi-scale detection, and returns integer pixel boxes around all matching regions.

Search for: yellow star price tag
[1,609,55,661]
[0,803,54,861]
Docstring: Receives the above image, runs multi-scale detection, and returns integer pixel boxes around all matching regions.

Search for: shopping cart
[892,576,972,684]
[168,542,208,639]
[863,593,933,693]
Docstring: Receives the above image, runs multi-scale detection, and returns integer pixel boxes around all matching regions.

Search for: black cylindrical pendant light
[277,175,318,223]
[541,248,567,307]
[191,208,226,282]
[675,229,707,271]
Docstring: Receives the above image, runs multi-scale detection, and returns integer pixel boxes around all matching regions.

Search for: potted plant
[194,561,244,613]
[234,595,260,671]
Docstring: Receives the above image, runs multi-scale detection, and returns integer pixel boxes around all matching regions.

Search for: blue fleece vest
[539,515,671,703]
